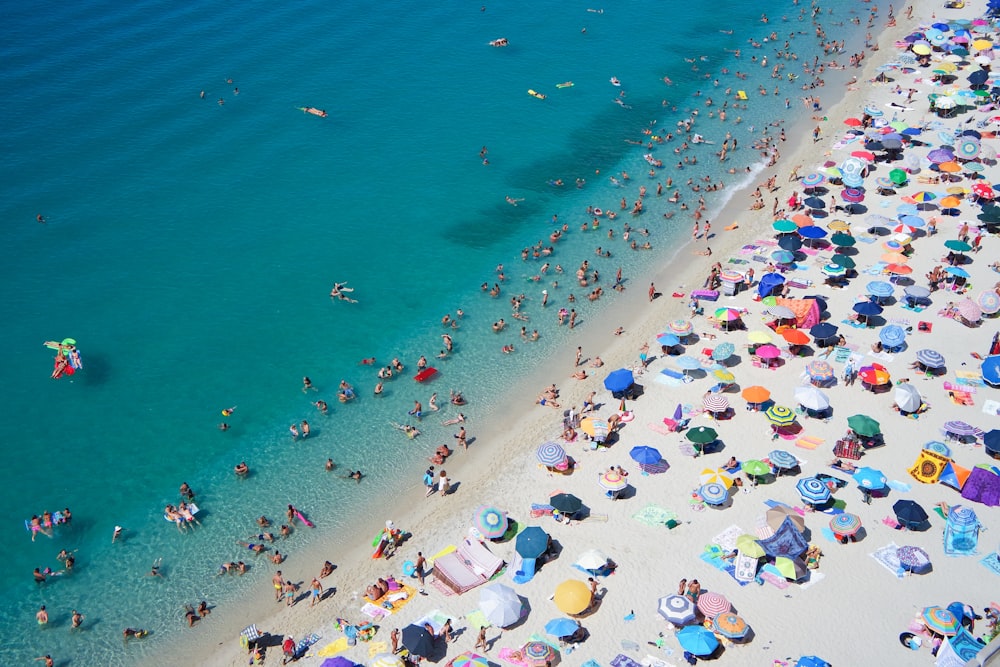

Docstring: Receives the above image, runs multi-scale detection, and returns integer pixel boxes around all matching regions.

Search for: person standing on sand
[309,578,323,606]
[575,346,583,367]
[272,571,284,601]
[649,283,656,301]
[454,426,467,451]
[475,626,488,652]
[415,552,427,588]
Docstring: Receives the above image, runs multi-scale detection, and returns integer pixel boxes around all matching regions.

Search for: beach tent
[758,273,786,298]
[756,516,809,558]
[938,462,972,491]
[774,297,822,329]
[908,449,950,484]
[960,467,1000,506]
[943,505,982,555]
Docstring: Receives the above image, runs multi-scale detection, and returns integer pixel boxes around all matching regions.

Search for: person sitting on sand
[429,444,452,465]
[536,395,561,408]
[320,561,334,578]
[571,369,588,380]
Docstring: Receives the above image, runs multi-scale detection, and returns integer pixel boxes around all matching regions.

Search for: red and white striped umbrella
[702,394,730,413]
[696,591,732,618]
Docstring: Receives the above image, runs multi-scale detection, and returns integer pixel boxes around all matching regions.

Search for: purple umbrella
[927,148,956,163]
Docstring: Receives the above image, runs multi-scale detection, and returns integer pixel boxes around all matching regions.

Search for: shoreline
[172,2,916,665]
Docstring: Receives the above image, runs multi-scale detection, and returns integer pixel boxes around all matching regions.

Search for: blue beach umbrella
[676,355,701,371]
[796,477,832,504]
[657,332,681,347]
[798,225,827,239]
[778,235,803,251]
[924,440,951,456]
[544,618,579,638]
[984,356,1000,387]
[603,368,634,393]
[803,197,826,209]
[629,446,662,465]
[821,263,846,277]
[677,625,720,656]
[768,449,798,470]
[866,281,894,298]
[879,325,906,349]
[515,526,549,559]
[916,349,946,369]
[899,214,925,227]
[944,267,969,278]
[536,441,567,467]
[809,323,838,341]
[853,466,887,490]
[853,301,883,317]
[712,342,735,361]
[698,482,729,506]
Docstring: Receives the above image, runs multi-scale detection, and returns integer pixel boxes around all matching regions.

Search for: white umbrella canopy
[575,549,611,571]
[479,583,524,627]
[894,383,923,413]
[794,386,830,411]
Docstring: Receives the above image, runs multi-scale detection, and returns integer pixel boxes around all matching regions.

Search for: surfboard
[414,367,438,382]
[527,89,546,100]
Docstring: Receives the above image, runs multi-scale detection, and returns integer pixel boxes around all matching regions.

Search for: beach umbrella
[742,460,770,483]
[885,263,912,275]
[944,239,973,252]
[847,414,880,437]
[676,355,701,371]
[827,219,850,231]
[774,556,809,581]
[771,250,795,264]
[879,325,906,349]
[798,225,828,240]
[668,319,693,335]
[451,654,488,667]
[769,449,798,470]
[854,467,887,490]
[796,477,831,504]
[808,323,838,341]
[972,182,995,199]
[778,235,803,252]
[712,368,735,383]
[756,344,781,360]
[698,482,729,506]
[480,583,524,627]
[371,654,405,667]
[794,386,830,411]
[904,285,930,300]
[958,138,981,159]
[830,232,856,247]
[978,290,1000,315]
[719,270,744,284]
[927,147,955,164]
[915,349,946,369]
[852,301,883,317]
[955,299,982,322]
[741,385,770,403]
[714,307,743,322]
[894,383,923,412]
[803,197,826,210]
[536,442,567,467]
[893,224,918,235]
[943,420,978,438]
[781,328,810,345]
[713,612,749,639]
[773,219,798,233]
[841,188,865,204]
[830,513,862,536]
[711,342,736,361]
[806,360,834,381]
[766,505,805,532]
[544,618,580,639]
[696,591,731,618]
[702,394,730,414]
[326,658,359,667]
[866,281,894,298]
[896,546,932,574]
[893,499,929,526]
[898,213,925,228]
[677,625,720,656]
[521,641,556,667]
[889,168,908,185]
[401,624,436,657]
[579,418,608,440]
[598,469,628,492]
[843,117,863,127]
[553,580,591,615]
[515,526,549,559]
[852,150,875,162]
[629,445,662,465]
[550,493,582,514]
[736,533,767,558]
[792,214,814,227]
[603,368,634,393]
[474,505,509,539]
[764,305,796,320]
[656,332,681,347]
[657,594,696,625]
[922,607,961,636]
[985,356,1000,387]
[748,330,774,344]
[829,254,855,270]
[801,172,826,187]
[765,405,796,426]
[686,426,717,445]
[700,468,734,488]
[924,440,951,457]
[796,658,831,667]
[945,266,970,279]
[859,364,890,386]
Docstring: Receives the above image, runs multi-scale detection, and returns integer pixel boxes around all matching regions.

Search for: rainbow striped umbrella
[521,641,557,666]
[801,172,826,187]
[765,405,796,426]
[451,653,488,667]
[714,307,743,321]
[668,319,693,335]
[598,469,628,492]
[922,606,960,636]
[473,506,508,539]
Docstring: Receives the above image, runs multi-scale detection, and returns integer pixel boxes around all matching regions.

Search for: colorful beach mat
[870,543,904,579]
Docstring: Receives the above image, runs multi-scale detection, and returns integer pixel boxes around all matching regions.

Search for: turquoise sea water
[0,0,876,662]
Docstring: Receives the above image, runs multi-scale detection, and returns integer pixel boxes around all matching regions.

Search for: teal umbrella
[773,219,798,233]
[944,239,972,252]
[846,414,881,437]
[830,232,856,247]
[831,254,856,269]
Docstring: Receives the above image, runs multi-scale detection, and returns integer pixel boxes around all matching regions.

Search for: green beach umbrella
[830,232,856,247]
[831,254,856,269]
[686,426,718,445]
[847,414,881,437]
[735,533,766,558]
[944,239,972,252]
[742,460,771,481]
[772,219,798,233]
[889,168,908,185]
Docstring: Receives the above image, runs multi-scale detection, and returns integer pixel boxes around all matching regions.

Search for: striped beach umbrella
[473,506,508,539]
[764,305,796,319]
[699,468,734,488]
[943,420,978,438]
[696,591,731,618]
[698,482,729,506]
[866,281,894,297]
[879,325,906,349]
[956,299,982,322]
[821,263,847,277]
[922,607,960,636]
[598,469,628,492]
[801,172,826,187]
[713,368,736,383]
[829,513,862,536]
[915,349,946,369]
[536,441,567,466]
[522,641,557,666]
[668,319,693,335]
[658,594,696,625]
[765,405,796,426]
[977,290,1000,315]
[451,653,489,667]
[702,394,730,414]
[796,476,832,504]
[713,613,749,639]
[768,449,798,469]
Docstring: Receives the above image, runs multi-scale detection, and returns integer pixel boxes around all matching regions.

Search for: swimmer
[343,470,363,483]
[37,214,46,224]
[314,400,328,414]
[235,461,249,476]
[442,413,466,426]
[148,558,164,578]
[325,458,336,472]
[221,406,236,417]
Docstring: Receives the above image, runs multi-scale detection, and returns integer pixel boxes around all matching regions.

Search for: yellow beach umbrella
[700,468,735,488]
[912,44,932,55]
[827,219,850,231]
[747,331,773,344]
[735,534,766,558]
[936,61,957,73]
[554,579,591,614]
[946,186,969,195]
[713,368,736,382]
[973,39,993,51]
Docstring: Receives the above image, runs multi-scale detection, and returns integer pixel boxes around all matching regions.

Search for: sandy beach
[163,1,1000,666]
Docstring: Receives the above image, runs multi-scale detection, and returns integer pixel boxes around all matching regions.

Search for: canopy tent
[938,461,972,491]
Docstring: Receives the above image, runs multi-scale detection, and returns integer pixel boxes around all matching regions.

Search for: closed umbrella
[657,594,696,625]
[553,580,591,615]
[474,506,509,539]
[480,584,524,627]
[536,442,567,467]
[768,449,798,470]
[515,526,549,559]
[879,325,906,349]
[915,349,945,369]
[677,625,720,656]
[847,414,881,437]
[796,476,832,504]
[713,613,749,639]
[894,383,923,412]
[794,386,830,411]
[765,405,796,426]
[853,467,887,490]
[696,591,732,618]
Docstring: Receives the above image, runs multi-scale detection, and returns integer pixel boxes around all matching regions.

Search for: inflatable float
[736,90,748,100]
[528,89,546,100]
[556,81,574,88]
[414,367,438,382]
[299,107,328,117]
[610,77,621,86]
[295,509,315,528]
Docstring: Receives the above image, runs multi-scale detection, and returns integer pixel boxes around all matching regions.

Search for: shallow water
[0,0,875,662]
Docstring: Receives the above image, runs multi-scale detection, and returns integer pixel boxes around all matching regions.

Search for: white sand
[184,1,1000,665]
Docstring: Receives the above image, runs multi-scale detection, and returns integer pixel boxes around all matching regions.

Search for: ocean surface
[0,0,876,663]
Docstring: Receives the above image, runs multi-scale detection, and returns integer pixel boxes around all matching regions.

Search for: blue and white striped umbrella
[866,281,895,297]
[698,482,730,506]
[915,349,946,369]
[796,476,832,504]
[923,440,951,456]
[768,449,798,469]
[536,441,567,466]
[879,325,907,349]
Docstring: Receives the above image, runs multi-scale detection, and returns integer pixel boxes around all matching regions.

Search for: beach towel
[295,634,321,657]
[632,504,677,528]
[646,421,671,435]
[758,564,790,589]
[956,371,985,386]
[870,543,905,579]
[498,648,531,667]
[948,390,974,406]
[611,654,644,667]
[712,525,743,552]
[314,637,349,657]
[529,504,554,518]
[740,244,761,255]
[980,553,1000,577]
[367,642,388,657]
[360,603,390,620]
[581,661,602,667]
[796,436,823,450]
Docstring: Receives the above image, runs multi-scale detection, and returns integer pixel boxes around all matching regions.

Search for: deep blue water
[0,0,874,662]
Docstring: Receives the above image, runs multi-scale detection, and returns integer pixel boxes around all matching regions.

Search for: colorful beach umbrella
[699,468,734,488]
[696,591,731,618]
[598,469,628,492]
[712,368,736,383]
[657,594,696,625]
[713,613,749,639]
[922,606,960,636]
[806,359,834,380]
[698,482,729,506]
[521,641,557,666]
[742,385,770,403]
[821,263,846,277]
[474,505,509,539]
[765,405,796,426]
[943,420,978,437]
[768,449,798,470]
[755,344,781,359]
[829,513,862,536]
[371,654,405,667]
[702,394,730,414]
[978,290,1000,315]
[915,349,946,369]
[796,476,832,504]
[668,319,693,335]
[451,653,488,667]
[536,441,567,467]
[771,250,795,264]
[714,307,743,322]
[801,172,826,186]
[955,299,982,322]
